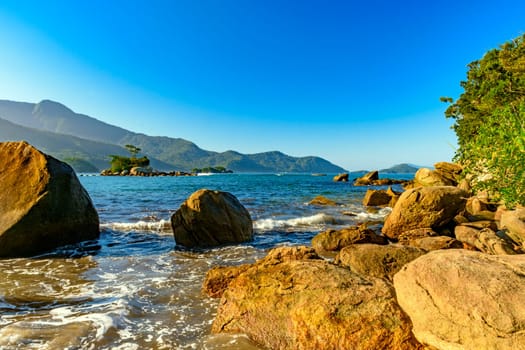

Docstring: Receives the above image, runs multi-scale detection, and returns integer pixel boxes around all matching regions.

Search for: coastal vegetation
[191,166,233,174]
[442,34,525,206]
[108,144,150,173]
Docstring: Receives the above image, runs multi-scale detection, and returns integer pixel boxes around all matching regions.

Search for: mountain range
[0,99,346,173]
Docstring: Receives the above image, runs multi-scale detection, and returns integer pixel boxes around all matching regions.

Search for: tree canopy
[443,34,525,206]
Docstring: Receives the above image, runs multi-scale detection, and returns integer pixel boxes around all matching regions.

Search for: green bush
[109,155,150,173]
[444,34,525,206]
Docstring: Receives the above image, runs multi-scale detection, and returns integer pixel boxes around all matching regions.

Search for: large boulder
[212,247,422,350]
[312,224,387,253]
[394,250,525,350]
[171,189,253,248]
[335,243,426,281]
[0,141,99,257]
[382,186,468,240]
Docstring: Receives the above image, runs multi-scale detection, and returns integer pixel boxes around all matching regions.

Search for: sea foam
[253,213,339,232]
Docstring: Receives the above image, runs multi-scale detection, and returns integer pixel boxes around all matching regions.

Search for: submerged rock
[171,189,253,248]
[0,141,99,257]
[308,195,338,206]
[394,249,525,350]
[212,246,422,350]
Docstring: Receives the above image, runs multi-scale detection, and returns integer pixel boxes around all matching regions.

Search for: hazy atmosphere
[0,0,524,170]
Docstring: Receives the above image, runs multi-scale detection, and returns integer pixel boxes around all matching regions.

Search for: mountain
[0,117,174,171]
[0,99,346,173]
[379,163,420,173]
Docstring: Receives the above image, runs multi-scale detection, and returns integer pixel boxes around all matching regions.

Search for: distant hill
[379,163,420,173]
[0,117,174,171]
[0,99,346,173]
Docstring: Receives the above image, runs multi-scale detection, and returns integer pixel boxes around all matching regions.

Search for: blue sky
[0,1,524,170]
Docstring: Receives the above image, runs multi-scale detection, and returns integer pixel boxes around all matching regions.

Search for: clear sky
[0,1,524,170]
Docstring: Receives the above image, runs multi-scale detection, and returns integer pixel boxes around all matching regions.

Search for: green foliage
[192,166,232,174]
[444,34,525,206]
[125,144,141,157]
[109,155,150,173]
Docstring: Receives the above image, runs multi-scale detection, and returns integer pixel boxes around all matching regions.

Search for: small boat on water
[311,173,327,176]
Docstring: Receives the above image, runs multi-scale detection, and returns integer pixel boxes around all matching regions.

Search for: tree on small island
[125,144,141,157]
[108,144,150,173]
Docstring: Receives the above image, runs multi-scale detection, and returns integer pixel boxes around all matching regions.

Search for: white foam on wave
[101,220,172,233]
[355,207,392,221]
[254,213,338,232]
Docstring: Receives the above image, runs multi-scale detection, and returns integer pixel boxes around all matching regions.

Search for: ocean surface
[0,173,411,349]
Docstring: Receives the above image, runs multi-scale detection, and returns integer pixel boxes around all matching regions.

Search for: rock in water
[394,250,525,350]
[171,189,253,248]
[0,141,99,257]
[212,249,422,350]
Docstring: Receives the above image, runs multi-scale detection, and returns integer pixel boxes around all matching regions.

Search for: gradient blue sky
[0,1,524,170]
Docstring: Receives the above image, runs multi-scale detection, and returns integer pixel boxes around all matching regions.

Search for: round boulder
[0,141,100,257]
[171,189,253,248]
[382,186,468,240]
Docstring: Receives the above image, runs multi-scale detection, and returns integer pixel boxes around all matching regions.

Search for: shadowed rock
[0,141,99,257]
[171,189,253,248]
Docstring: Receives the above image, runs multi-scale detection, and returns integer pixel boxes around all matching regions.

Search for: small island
[100,144,233,176]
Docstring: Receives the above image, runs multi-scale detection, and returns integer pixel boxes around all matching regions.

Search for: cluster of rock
[0,142,100,257]
[0,141,250,257]
[204,161,525,350]
[333,170,408,186]
[4,142,525,349]
[100,167,195,177]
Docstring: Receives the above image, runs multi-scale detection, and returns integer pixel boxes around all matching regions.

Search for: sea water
[0,173,410,349]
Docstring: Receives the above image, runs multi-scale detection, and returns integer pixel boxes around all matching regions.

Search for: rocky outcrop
[0,141,99,257]
[382,186,468,240]
[211,246,422,350]
[394,249,525,350]
[203,246,321,298]
[170,189,253,248]
[353,171,407,186]
[454,225,516,255]
[501,207,525,248]
[333,173,349,182]
[312,224,387,253]
[411,162,462,188]
[308,195,337,206]
[406,236,463,251]
[335,243,426,281]
[362,187,401,207]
